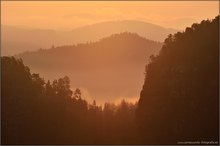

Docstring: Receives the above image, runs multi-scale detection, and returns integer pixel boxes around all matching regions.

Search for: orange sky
[1,1,219,30]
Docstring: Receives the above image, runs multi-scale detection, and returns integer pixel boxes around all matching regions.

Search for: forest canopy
[1,16,219,145]
[137,15,219,144]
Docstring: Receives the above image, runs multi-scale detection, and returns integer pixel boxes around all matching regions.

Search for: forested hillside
[1,56,139,144]
[1,16,219,145]
[137,16,219,144]
[17,32,162,104]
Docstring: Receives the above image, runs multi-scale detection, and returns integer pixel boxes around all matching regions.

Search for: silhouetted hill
[17,32,162,104]
[1,41,42,56]
[137,16,219,144]
[1,25,57,56]
[2,20,177,55]
[63,20,177,44]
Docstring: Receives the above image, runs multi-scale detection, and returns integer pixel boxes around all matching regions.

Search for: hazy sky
[2,1,219,30]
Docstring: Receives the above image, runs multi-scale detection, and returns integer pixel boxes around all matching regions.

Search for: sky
[1,1,219,30]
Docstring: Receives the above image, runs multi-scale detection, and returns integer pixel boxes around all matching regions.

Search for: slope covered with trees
[137,16,219,144]
[17,32,162,104]
[1,56,139,144]
[1,16,219,145]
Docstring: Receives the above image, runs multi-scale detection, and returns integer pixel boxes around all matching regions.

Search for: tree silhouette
[136,16,219,144]
[1,16,219,145]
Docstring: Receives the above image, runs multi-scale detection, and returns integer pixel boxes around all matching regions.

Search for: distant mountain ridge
[2,20,178,56]
[64,20,178,43]
[17,32,163,104]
